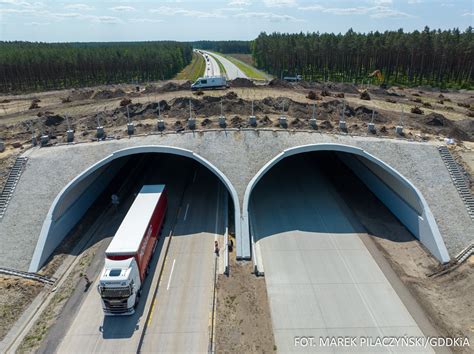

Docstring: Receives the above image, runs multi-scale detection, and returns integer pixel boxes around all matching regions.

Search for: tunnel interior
[249,151,421,246]
[32,152,232,271]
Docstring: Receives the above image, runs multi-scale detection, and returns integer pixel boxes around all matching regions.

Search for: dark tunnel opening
[249,151,417,245]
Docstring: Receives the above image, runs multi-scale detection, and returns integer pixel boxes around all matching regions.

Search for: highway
[52,156,226,353]
[198,50,221,78]
[200,50,247,80]
[250,154,433,353]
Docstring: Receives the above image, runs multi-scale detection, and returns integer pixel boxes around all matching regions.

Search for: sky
[0,0,473,42]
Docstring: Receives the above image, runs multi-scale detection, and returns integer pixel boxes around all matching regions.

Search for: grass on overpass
[225,54,270,80]
[174,52,205,81]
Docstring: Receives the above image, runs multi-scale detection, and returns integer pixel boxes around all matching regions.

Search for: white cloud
[92,15,123,24]
[25,21,49,25]
[234,11,301,21]
[462,12,474,16]
[368,0,392,4]
[150,6,225,18]
[129,18,163,23]
[298,4,412,18]
[228,0,251,5]
[64,3,94,11]
[263,0,297,7]
[110,5,135,12]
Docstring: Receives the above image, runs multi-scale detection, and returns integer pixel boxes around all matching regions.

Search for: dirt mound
[411,106,424,115]
[319,120,333,130]
[43,115,64,126]
[92,88,125,100]
[306,91,318,100]
[258,115,272,126]
[201,118,212,127]
[230,78,255,88]
[423,113,451,127]
[225,91,238,100]
[290,118,306,129]
[360,91,371,100]
[268,78,292,88]
[230,115,244,128]
[69,89,94,101]
[453,119,474,141]
[120,98,132,107]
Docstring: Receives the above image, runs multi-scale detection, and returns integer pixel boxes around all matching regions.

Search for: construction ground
[0,78,473,353]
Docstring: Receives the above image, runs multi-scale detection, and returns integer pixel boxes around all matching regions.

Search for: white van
[191,76,227,90]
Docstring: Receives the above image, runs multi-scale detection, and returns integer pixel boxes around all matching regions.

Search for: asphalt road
[139,168,226,352]
[199,50,220,78]
[250,155,433,353]
[201,51,247,80]
[54,157,225,353]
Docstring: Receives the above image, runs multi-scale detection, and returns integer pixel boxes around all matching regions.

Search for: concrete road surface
[139,169,226,352]
[201,51,247,80]
[198,50,220,78]
[54,159,225,353]
[251,155,433,353]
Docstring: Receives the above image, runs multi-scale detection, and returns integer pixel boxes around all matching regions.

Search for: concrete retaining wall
[29,158,127,271]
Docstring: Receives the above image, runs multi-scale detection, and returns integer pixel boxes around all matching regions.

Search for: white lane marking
[183,203,190,221]
[167,259,176,291]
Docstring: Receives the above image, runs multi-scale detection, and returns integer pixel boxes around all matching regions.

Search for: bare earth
[215,235,275,353]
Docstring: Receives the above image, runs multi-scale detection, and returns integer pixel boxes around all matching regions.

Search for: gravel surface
[0,130,471,270]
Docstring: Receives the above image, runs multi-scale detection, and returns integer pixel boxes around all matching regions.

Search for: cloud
[110,5,135,12]
[462,12,474,16]
[228,0,251,5]
[129,18,163,23]
[368,0,392,4]
[298,4,412,18]
[64,3,94,11]
[25,21,49,25]
[234,11,301,21]
[263,0,297,7]
[150,6,225,18]
[92,15,123,24]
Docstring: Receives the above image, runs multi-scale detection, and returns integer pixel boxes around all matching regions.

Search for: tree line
[252,27,473,88]
[0,41,193,93]
[192,40,251,54]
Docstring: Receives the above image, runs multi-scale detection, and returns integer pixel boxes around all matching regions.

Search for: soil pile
[229,78,255,88]
[268,78,292,88]
[92,88,125,100]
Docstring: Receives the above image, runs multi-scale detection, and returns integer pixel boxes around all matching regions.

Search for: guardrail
[0,267,56,285]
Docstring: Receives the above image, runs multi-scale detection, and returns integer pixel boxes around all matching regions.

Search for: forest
[0,41,193,93]
[192,40,251,54]
[252,27,474,88]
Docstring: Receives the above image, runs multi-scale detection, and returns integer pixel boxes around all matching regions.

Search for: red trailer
[98,185,167,315]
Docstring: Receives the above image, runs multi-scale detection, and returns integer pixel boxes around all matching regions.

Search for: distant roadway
[200,50,248,80]
[251,155,434,353]
[53,159,225,353]
[198,50,221,78]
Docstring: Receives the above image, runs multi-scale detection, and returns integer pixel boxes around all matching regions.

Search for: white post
[310,103,317,129]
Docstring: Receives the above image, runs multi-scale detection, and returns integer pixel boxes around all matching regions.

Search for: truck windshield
[100,286,131,298]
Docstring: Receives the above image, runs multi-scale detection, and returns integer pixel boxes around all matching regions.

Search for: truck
[283,74,302,82]
[97,184,167,315]
[191,76,227,90]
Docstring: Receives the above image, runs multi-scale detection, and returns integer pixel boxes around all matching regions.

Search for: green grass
[174,52,205,81]
[224,54,269,80]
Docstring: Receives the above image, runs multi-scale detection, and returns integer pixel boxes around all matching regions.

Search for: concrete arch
[241,143,450,264]
[30,145,240,272]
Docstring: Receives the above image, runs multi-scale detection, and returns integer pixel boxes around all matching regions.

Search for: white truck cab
[191,76,227,90]
[97,258,141,315]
